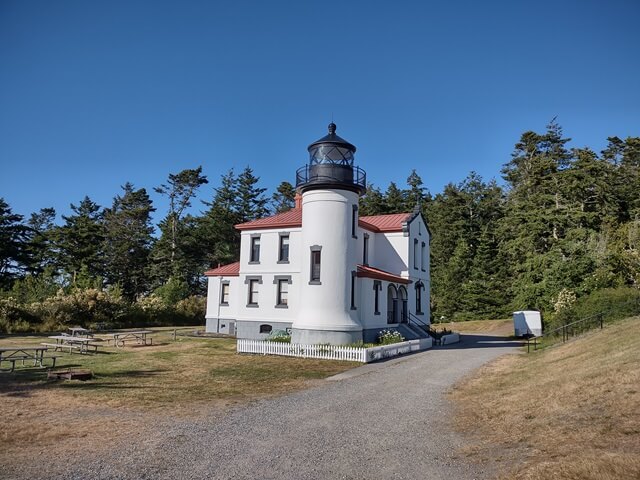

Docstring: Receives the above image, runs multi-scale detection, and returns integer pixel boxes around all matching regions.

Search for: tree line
[361,121,639,321]
[1,121,639,331]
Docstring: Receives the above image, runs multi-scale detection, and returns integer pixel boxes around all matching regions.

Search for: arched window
[398,286,408,323]
[259,324,273,334]
[387,285,398,324]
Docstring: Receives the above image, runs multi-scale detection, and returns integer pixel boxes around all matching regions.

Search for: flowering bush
[268,330,291,343]
[554,288,577,314]
[377,329,405,345]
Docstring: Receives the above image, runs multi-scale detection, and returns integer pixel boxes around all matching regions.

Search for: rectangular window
[310,249,321,283]
[220,282,230,305]
[279,235,290,263]
[352,205,358,239]
[363,234,369,265]
[413,238,419,269]
[350,271,356,310]
[277,279,289,306]
[373,281,381,315]
[250,236,260,263]
[248,279,259,306]
[416,283,423,314]
[421,241,426,271]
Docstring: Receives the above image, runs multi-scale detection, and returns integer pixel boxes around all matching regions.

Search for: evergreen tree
[359,184,387,216]
[406,169,429,210]
[384,182,407,213]
[427,173,505,319]
[271,181,296,213]
[24,207,57,276]
[154,166,208,271]
[0,198,29,289]
[55,196,105,284]
[103,183,155,299]
[236,166,269,222]
[200,169,242,269]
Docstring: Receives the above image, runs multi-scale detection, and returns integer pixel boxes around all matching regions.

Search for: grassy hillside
[433,318,513,336]
[451,316,640,480]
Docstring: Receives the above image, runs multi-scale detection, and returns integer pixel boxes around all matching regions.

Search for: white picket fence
[237,339,367,362]
[237,337,433,363]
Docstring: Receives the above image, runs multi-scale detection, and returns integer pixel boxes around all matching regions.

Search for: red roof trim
[235,209,412,233]
[235,209,302,231]
[204,261,240,277]
[356,264,411,284]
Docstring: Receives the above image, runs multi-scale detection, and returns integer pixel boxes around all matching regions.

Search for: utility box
[513,310,542,337]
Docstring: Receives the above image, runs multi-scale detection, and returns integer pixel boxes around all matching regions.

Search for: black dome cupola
[296,123,366,194]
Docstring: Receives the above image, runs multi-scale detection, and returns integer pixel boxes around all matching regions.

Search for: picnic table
[109,330,154,348]
[44,335,98,354]
[68,327,93,338]
[0,346,57,372]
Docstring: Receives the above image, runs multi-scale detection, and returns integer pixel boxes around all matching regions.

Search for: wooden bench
[41,342,83,353]
[1,358,19,372]
[44,354,61,368]
[1,354,63,372]
[1,355,34,372]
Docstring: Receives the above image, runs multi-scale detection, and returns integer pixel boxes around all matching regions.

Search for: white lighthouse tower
[291,123,367,345]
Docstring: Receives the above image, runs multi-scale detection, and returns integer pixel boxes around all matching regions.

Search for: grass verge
[450,315,640,480]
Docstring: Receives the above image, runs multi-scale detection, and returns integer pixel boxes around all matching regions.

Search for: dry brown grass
[434,318,513,336]
[0,328,356,470]
[450,316,640,480]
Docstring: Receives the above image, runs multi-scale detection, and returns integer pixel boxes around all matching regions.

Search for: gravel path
[42,335,519,480]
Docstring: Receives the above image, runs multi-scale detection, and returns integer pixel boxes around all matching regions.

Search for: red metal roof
[235,209,302,230]
[356,264,411,284]
[359,213,411,232]
[235,209,411,233]
[204,261,240,277]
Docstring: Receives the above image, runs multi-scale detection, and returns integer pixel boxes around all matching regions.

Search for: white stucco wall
[294,189,361,333]
[407,214,430,322]
[205,275,240,334]
[236,227,302,324]
[205,209,432,339]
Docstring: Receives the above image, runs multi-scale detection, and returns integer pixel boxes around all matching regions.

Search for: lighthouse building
[204,124,430,344]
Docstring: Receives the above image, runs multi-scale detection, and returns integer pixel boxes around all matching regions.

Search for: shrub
[377,329,405,345]
[573,287,640,323]
[0,297,39,333]
[545,287,640,332]
[175,295,206,322]
[154,277,190,306]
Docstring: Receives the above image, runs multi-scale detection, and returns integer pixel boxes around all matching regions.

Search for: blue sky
[1,0,639,222]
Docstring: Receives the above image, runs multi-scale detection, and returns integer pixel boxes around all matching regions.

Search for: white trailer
[513,310,542,337]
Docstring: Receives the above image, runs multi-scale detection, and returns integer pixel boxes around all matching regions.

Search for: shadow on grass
[1,367,169,397]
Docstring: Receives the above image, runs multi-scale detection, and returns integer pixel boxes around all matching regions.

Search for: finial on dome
[328,122,336,135]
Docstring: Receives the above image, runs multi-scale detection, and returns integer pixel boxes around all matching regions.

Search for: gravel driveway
[52,335,520,480]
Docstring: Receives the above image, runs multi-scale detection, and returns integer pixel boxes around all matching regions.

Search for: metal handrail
[406,312,448,343]
[527,312,604,352]
[295,164,367,190]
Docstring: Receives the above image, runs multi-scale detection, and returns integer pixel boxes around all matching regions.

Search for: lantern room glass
[308,144,354,165]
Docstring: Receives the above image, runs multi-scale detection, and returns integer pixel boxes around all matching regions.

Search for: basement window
[259,324,272,334]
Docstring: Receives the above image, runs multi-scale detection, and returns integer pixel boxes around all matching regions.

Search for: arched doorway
[398,286,408,323]
[387,285,398,324]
